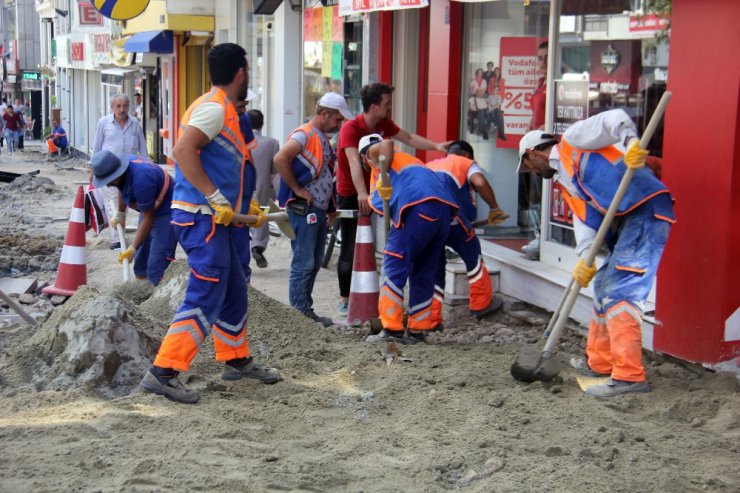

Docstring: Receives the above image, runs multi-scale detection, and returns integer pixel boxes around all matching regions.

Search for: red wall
[416,0,462,162]
[655,0,740,363]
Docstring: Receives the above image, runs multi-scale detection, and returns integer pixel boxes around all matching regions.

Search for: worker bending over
[517,109,674,398]
[360,134,458,343]
[426,140,507,321]
[90,150,176,285]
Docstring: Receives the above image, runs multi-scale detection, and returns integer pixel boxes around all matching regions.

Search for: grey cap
[90,150,130,188]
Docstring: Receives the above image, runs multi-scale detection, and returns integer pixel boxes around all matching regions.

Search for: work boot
[110,242,121,251]
[407,329,428,343]
[366,329,417,345]
[221,357,282,383]
[585,378,651,398]
[140,370,200,404]
[251,246,268,268]
[570,357,610,378]
[471,295,504,321]
[304,309,333,328]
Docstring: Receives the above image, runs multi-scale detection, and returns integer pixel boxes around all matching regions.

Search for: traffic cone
[43,186,87,297]
[347,215,380,324]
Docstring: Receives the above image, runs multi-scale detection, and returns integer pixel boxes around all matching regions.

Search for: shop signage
[553,79,589,136]
[497,36,547,149]
[91,33,112,67]
[22,71,41,81]
[629,13,669,33]
[338,0,428,17]
[79,1,103,25]
[71,42,85,62]
[600,44,620,75]
[93,34,110,53]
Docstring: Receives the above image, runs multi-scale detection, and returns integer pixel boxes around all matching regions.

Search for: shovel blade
[510,345,563,383]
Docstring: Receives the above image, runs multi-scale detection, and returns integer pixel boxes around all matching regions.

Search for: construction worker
[360,134,458,343]
[335,83,450,316]
[45,119,68,159]
[90,150,176,286]
[517,109,675,398]
[275,92,352,328]
[426,140,508,321]
[140,43,280,404]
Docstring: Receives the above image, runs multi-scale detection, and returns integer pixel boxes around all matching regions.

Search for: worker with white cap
[274,92,354,328]
[517,109,675,398]
[359,134,458,343]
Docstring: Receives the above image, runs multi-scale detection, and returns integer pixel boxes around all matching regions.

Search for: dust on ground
[0,144,738,492]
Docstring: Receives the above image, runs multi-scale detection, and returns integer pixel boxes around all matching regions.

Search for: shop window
[460,0,550,257]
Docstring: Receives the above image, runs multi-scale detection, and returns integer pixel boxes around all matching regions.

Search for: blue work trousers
[132,211,177,285]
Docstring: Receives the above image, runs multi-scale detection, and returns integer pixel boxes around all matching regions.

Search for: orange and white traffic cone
[347,215,379,324]
[43,186,87,297]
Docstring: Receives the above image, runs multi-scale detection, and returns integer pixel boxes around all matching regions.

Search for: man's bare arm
[172,126,217,196]
[345,146,371,215]
[394,128,450,154]
[274,139,313,204]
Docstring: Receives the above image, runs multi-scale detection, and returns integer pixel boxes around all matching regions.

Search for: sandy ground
[0,144,739,492]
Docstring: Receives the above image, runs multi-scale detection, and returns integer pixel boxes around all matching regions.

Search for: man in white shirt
[93,94,147,250]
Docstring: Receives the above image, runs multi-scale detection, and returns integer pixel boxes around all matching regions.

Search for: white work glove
[110,211,126,229]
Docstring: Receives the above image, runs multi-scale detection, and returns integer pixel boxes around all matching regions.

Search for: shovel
[510,91,672,383]
[109,199,131,283]
[233,209,296,240]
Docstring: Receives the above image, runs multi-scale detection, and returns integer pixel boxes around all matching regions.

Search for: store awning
[124,30,174,54]
[338,0,428,17]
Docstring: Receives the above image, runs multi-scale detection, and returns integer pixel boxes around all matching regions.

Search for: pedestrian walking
[93,94,147,250]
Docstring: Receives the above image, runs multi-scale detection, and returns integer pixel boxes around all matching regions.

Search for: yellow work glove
[624,138,649,170]
[118,245,136,264]
[487,208,510,226]
[110,211,126,229]
[248,199,263,216]
[206,189,234,226]
[377,185,393,201]
[572,259,597,288]
[250,211,268,228]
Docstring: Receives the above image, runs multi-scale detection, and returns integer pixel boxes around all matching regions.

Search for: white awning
[100,67,139,78]
[338,0,429,17]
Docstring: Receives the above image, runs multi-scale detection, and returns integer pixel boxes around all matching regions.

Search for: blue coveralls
[118,156,177,285]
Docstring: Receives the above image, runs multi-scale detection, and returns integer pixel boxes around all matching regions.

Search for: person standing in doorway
[134,92,143,121]
[93,94,147,250]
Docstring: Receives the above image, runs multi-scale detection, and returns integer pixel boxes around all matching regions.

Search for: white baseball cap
[318,92,354,120]
[358,133,383,156]
[516,131,557,173]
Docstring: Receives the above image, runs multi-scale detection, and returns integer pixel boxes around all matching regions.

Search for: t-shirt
[188,102,224,140]
[53,126,68,148]
[291,130,334,211]
[3,112,23,131]
[336,114,400,197]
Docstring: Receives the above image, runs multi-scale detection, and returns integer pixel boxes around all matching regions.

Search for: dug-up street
[0,144,738,492]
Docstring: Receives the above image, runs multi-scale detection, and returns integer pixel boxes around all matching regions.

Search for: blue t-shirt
[120,158,173,217]
[53,126,68,148]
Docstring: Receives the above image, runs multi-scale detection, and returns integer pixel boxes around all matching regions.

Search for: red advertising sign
[497,36,547,149]
[589,40,640,94]
[629,14,669,33]
[93,34,110,53]
[339,0,427,16]
[71,42,85,62]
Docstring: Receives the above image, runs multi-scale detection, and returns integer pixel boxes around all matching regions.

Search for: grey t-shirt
[290,130,334,211]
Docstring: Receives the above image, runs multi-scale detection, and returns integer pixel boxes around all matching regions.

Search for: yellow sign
[93,0,150,21]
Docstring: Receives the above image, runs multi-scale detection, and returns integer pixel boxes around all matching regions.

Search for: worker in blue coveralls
[90,149,176,286]
[139,43,279,404]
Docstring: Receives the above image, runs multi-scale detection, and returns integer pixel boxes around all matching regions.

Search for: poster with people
[497,36,548,149]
